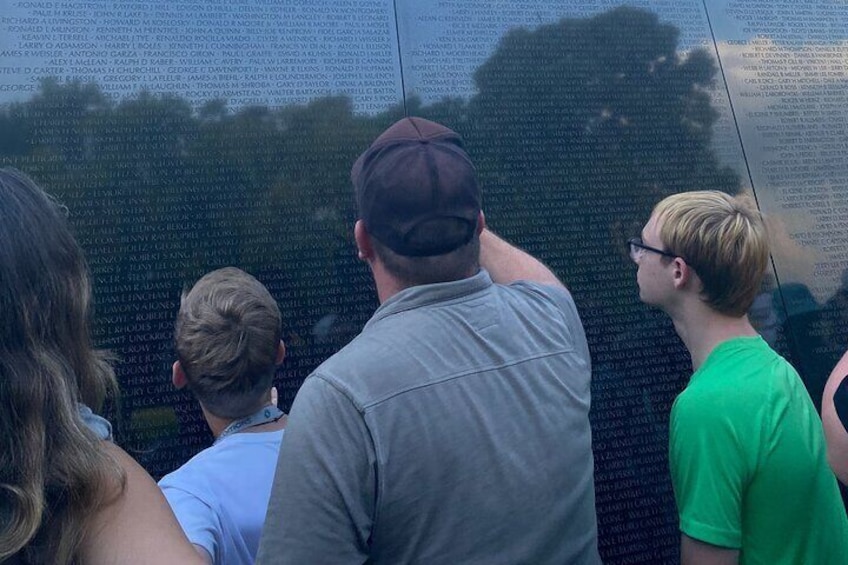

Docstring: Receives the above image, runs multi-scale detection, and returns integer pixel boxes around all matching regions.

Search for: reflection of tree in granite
[465,6,738,265]
[0,83,386,468]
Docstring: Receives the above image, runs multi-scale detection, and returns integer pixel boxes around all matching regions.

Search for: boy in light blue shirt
[159,267,286,565]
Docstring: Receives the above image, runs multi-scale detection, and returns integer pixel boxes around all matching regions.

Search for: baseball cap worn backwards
[351,117,481,257]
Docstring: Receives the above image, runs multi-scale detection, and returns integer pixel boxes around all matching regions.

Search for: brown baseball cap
[351,117,481,257]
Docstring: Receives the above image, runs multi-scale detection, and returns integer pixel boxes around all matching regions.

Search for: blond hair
[654,190,769,317]
[175,267,282,419]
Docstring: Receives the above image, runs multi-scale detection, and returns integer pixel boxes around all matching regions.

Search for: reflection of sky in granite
[0,0,405,112]
[0,0,774,110]
[3,0,847,110]
[2,0,848,296]
[708,0,848,300]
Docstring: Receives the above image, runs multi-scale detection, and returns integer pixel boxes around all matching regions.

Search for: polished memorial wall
[1,1,847,562]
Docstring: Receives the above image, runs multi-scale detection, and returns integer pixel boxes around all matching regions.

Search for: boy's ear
[172,361,188,389]
[672,257,697,291]
[275,340,286,365]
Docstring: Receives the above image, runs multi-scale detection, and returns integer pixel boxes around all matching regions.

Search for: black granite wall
[2,1,846,562]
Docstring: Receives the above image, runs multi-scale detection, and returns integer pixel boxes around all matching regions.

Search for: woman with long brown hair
[0,168,201,564]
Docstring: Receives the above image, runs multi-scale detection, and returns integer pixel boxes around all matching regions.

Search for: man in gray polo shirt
[257,117,600,564]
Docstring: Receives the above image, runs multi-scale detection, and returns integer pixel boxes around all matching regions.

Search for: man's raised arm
[479,228,564,288]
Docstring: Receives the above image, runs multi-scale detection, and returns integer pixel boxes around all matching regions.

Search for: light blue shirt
[160,429,284,565]
[78,404,113,441]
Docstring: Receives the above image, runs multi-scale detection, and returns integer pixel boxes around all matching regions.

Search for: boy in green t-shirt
[629,191,848,564]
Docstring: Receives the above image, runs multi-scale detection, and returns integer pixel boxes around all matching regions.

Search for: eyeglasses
[627,237,678,262]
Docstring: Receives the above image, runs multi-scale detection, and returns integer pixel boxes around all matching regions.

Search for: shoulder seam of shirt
[372,280,492,322]
[309,371,368,413]
[159,483,217,511]
[323,346,579,411]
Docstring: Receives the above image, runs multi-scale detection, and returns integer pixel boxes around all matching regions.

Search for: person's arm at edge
[159,474,221,564]
[670,396,743,565]
[681,534,739,565]
[823,349,848,485]
[479,228,564,288]
[79,441,204,565]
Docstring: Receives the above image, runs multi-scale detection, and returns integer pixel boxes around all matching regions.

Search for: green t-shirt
[670,336,848,564]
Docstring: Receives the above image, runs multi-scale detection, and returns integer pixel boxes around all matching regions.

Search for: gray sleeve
[256,374,376,565]
[509,281,591,366]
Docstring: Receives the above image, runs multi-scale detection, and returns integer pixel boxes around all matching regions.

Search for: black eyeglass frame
[627,237,679,260]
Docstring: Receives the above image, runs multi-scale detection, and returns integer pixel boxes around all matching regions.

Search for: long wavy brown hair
[0,168,124,564]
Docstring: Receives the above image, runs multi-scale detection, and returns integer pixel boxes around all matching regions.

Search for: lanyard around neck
[215,405,284,444]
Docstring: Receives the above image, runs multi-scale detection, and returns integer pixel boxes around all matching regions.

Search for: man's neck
[670,302,759,372]
[371,261,479,305]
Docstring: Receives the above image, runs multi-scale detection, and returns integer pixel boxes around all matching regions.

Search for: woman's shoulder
[78,442,205,565]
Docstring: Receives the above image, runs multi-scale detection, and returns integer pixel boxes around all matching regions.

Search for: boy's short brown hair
[175,267,281,419]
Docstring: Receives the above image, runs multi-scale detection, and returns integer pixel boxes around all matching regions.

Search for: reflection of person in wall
[747,274,780,347]
[159,267,287,565]
[774,282,835,413]
[0,168,202,565]
[256,117,600,564]
[824,350,848,485]
[629,190,848,564]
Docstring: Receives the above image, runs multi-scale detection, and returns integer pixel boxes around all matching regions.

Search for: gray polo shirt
[258,269,599,564]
